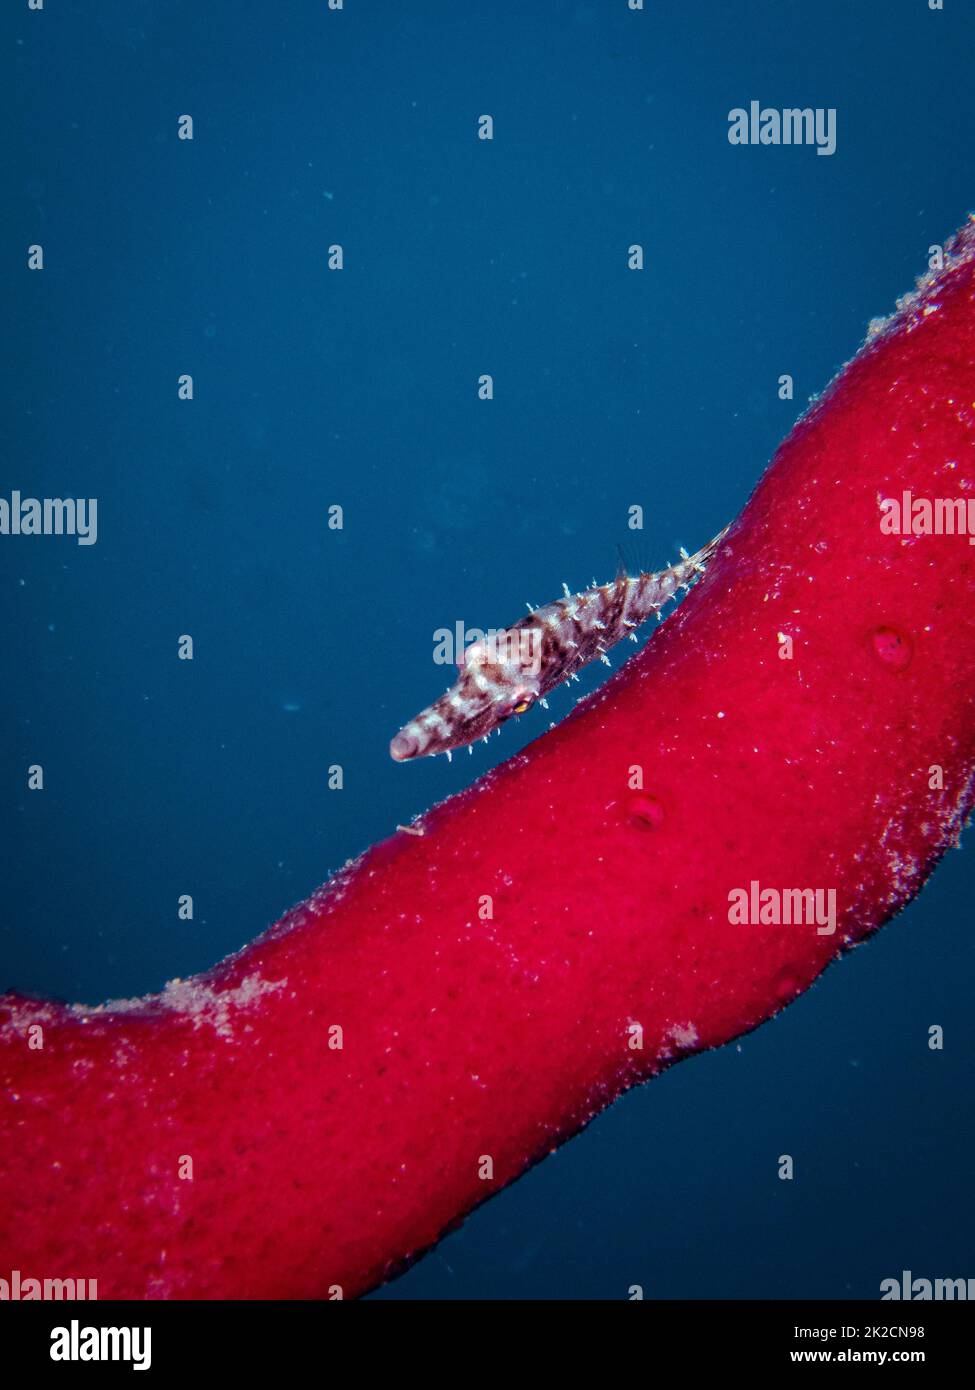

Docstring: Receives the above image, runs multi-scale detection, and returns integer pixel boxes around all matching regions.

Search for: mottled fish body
[390,527,727,761]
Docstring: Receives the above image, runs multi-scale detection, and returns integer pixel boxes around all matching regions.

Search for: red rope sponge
[3,222,975,1299]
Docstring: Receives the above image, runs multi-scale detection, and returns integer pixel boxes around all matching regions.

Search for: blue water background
[3,0,973,1298]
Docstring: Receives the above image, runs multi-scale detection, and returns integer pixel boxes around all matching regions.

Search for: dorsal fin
[614,542,627,582]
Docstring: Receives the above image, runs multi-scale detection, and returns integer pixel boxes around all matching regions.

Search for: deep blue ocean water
[3,0,973,1299]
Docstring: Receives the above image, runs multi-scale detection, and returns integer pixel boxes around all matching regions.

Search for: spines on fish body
[507,525,729,698]
[389,525,728,760]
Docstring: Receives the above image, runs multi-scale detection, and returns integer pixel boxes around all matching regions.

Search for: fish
[389,526,728,762]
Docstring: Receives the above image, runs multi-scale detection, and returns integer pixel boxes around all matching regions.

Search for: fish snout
[390,729,421,761]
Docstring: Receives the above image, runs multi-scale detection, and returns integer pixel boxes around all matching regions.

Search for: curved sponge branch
[3,222,975,1299]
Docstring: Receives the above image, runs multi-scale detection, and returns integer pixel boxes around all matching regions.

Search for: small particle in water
[281,701,301,713]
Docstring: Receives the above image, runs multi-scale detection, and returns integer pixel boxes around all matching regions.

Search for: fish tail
[679,522,730,580]
[626,523,729,625]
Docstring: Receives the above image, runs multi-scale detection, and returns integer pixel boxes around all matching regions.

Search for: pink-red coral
[3,223,975,1299]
